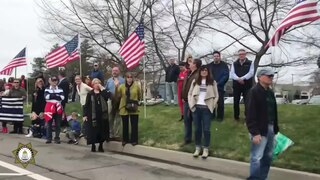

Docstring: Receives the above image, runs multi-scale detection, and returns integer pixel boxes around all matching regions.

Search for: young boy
[66,112,81,145]
[26,112,45,138]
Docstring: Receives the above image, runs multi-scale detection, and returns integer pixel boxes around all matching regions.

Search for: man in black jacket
[165,59,180,105]
[230,49,254,121]
[245,67,279,180]
[208,51,229,121]
[58,71,70,127]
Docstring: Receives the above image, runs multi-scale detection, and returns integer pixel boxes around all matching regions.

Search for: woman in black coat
[83,78,111,152]
[31,78,46,115]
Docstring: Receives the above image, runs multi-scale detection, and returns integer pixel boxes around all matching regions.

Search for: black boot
[91,144,96,152]
[98,143,104,152]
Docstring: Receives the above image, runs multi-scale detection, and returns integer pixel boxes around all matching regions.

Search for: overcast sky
[0,0,51,79]
[0,0,318,85]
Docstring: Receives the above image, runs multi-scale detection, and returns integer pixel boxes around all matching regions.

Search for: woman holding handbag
[115,72,141,146]
[83,78,111,152]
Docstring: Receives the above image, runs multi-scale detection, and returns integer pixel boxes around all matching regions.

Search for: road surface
[0,134,241,180]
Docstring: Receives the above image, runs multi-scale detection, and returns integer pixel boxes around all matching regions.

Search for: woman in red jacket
[177,62,189,121]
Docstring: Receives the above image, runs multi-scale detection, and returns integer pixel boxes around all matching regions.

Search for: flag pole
[78,33,82,77]
[25,46,30,108]
[143,55,147,119]
[14,68,17,78]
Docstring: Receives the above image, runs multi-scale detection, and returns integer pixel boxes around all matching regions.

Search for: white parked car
[224,97,244,104]
[308,95,320,105]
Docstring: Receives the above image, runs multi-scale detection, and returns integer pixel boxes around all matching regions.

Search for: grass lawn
[23,102,320,174]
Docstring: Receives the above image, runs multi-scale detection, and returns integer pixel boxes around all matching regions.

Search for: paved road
[0,134,241,180]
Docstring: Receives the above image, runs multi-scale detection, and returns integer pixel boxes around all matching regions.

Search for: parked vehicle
[308,95,320,105]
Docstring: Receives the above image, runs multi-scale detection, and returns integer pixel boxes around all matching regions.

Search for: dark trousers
[213,90,225,120]
[46,114,62,141]
[2,122,7,128]
[183,102,192,142]
[233,85,250,119]
[71,83,77,102]
[13,122,23,133]
[121,115,139,143]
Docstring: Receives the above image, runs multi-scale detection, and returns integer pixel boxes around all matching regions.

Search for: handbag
[125,99,139,112]
[125,84,138,112]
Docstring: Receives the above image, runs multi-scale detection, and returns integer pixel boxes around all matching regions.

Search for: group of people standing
[77,65,142,152]
[167,49,279,179]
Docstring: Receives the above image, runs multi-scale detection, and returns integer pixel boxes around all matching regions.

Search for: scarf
[91,91,108,120]
[125,82,133,102]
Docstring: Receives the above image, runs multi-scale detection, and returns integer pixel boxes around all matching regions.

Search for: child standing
[66,112,81,145]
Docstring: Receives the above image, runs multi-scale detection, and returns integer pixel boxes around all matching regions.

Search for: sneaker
[193,147,201,157]
[67,140,73,144]
[73,140,79,145]
[202,148,209,159]
[45,140,52,144]
[25,131,33,138]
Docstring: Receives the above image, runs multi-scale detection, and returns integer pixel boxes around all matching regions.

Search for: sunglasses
[94,65,98,67]
[267,75,274,78]
[239,53,246,55]
[51,79,58,81]
[13,82,20,83]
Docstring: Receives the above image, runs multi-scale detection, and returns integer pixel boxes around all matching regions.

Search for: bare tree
[199,0,319,73]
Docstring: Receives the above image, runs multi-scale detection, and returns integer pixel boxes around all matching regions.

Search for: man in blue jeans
[180,59,202,145]
[245,68,279,180]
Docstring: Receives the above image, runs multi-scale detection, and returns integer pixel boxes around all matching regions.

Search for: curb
[6,125,320,180]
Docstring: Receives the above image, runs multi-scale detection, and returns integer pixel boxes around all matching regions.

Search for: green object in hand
[273,132,294,159]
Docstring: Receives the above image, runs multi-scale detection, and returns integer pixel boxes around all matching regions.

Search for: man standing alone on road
[165,59,180,105]
[230,49,254,121]
[245,67,279,180]
[105,66,125,140]
[208,51,229,121]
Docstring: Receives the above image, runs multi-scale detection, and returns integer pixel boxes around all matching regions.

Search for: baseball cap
[256,67,275,77]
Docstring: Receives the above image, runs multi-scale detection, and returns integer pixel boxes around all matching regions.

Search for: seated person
[26,112,45,138]
[66,112,81,145]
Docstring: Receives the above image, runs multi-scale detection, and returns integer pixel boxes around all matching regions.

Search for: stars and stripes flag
[119,23,145,69]
[266,0,320,48]
[45,34,80,68]
[0,48,27,75]
[0,97,24,122]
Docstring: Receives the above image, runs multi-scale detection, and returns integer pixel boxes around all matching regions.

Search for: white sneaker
[25,131,33,138]
[193,147,201,157]
[202,148,209,159]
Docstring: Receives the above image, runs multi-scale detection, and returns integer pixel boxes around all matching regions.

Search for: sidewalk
[7,125,320,180]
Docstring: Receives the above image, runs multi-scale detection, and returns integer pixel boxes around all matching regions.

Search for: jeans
[66,130,80,141]
[46,114,62,141]
[183,102,192,142]
[248,125,275,180]
[213,90,225,120]
[192,105,213,148]
[165,82,177,105]
[121,115,139,143]
[109,102,122,138]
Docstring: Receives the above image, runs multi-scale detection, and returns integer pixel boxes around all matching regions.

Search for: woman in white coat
[188,65,219,158]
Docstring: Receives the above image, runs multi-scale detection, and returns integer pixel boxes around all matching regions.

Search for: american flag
[119,23,145,69]
[266,0,320,48]
[45,35,80,68]
[0,97,24,122]
[0,48,27,75]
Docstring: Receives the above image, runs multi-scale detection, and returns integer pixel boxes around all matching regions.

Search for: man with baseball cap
[245,67,279,180]
[90,62,104,82]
